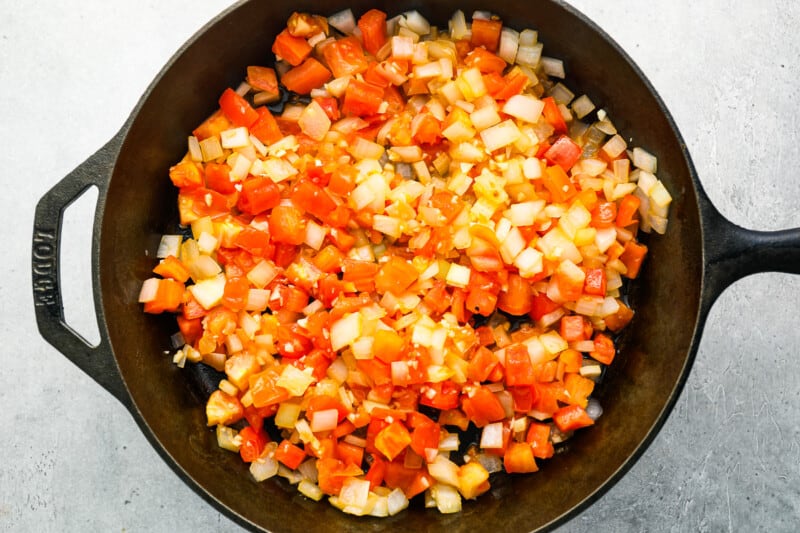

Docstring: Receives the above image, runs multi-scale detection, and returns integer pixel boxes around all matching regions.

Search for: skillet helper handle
[702,200,800,301]
[32,132,132,410]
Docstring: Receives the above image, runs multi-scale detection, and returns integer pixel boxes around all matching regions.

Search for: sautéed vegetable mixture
[139,7,672,516]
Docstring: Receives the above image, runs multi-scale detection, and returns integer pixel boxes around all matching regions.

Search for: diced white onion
[571,94,595,119]
[479,422,504,449]
[449,10,468,40]
[298,480,324,501]
[310,408,340,432]
[632,147,657,173]
[328,9,356,34]
[403,10,430,35]
[480,120,522,152]
[250,456,280,482]
[503,95,544,124]
[138,278,159,303]
[498,28,519,64]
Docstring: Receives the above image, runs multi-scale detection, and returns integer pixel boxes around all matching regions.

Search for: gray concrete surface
[3,0,799,531]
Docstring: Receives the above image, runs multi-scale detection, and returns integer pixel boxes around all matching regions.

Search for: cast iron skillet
[31,0,800,531]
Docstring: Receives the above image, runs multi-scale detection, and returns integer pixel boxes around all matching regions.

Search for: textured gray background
[3,0,799,531]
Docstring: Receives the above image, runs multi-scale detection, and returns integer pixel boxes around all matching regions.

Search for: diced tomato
[616,194,641,228]
[276,323,313,358]
[497,273,533,316]
[290,179,337,219]
[323,36,369,78]
[182,187,230,220]
[281,57,332,95]
[590,332,616,365]
[604,299,634,332]
[275,439,306,469]
[364,61,391,88]
[306,395,348,424]
[450,288,471,324]
[411,113,442,145]
[286,12,328,38]
[176,315,202,344]
[619,240,648,279]
[238,425,269,463]
[553,404,594,433]
[564,373,595,408]
[404,470,433,499]
[153,255,190,283]
[250,107,283,145]
[560,315,587,342]
[317,457,363,495]
[466,287,498,316]
[470,18,502,52]
[468,346,501,383]
[249,367,291,408]
[364,455,387,489]
[408,414,440,457]
[583,268,607,296]
[372,329,405,364]
[358,9,388,56]
[541,96,568,134]
[467,236,505,273]
[143,279,184,314]
[465,46,506,73]
[544,135,583,171]
[182,292,207,320]
[461,386,506,427]
[504,442,538,473]
[192,109,232,140]
[526,422,555,459]
[591,201,617,228]
[374,420,412,461]
[504,344,535,386]
[382,459,419,496]
[356,358,392,387]
[247,65,279,97]
[341,79,384,117]
[552,262,585,302]
[272,28,313,66]
[336,441,365,468]
[482,71,506,96]
[492,67,530,101]
[419,381,461,411]
[205,390,244,426]
[169,161,203,190]
[222,276,249,311]
[531,382,562,416]
[237,177,281,216]
[218,88,258,128]
[203,163,235,194]
[268,205,306,245]
[542,165,577,204]
[375,256,418,295]
[233,227,270,258]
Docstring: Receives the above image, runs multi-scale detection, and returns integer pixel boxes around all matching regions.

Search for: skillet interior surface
[98,0,704,530]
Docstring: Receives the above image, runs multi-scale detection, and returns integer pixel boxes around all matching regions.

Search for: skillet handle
[701,195,800,303]
[32,131,132,410]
